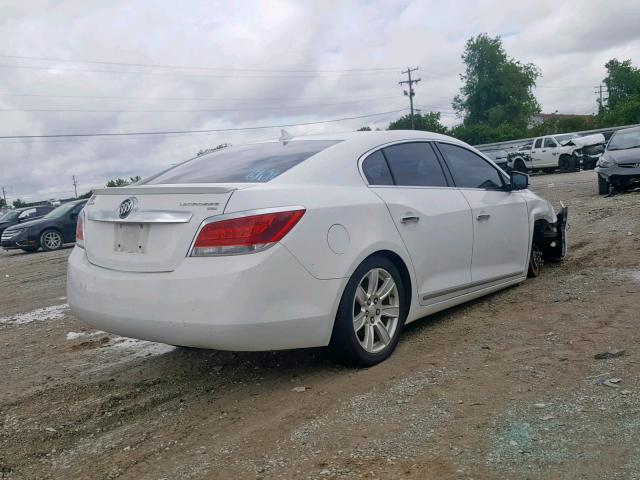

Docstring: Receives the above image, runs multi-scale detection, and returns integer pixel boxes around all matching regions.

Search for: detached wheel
[528,242,543,278]
[330,255,406,366]
[40,229,63,251]
[598,175,610,195]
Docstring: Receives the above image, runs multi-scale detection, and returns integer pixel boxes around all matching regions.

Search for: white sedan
[67,130,567,366]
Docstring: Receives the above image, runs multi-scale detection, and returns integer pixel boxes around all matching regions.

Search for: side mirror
[510,171,529,191]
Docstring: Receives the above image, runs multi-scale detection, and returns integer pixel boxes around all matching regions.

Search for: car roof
[267,130,471,187]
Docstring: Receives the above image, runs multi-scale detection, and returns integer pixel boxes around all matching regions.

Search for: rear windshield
[144,140,340,184]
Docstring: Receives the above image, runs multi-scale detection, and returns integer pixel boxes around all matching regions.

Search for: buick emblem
[118,197,137,219]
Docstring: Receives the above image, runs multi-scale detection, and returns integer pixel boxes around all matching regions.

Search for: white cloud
[0,0,638,200]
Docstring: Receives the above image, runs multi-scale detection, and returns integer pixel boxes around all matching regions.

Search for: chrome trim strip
[93,186,236,195]
[186,205,306,257]
[421,272,525,303]
[88,210,193,224]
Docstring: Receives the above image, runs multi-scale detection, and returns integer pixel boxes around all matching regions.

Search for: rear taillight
[75,211,85,248]
[190,208,305,257]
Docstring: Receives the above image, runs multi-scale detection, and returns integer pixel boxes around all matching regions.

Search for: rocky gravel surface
[1,170,639,479]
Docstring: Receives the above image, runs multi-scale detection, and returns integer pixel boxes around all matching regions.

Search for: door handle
[476,213,491,221]
[552,152,558,156]
[542,149,547,152]
[401,215,420,224]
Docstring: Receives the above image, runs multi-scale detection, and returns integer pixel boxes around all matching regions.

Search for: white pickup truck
[507,133,606,173]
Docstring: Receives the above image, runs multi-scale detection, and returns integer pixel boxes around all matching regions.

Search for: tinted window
[544,137,557,148]
[438,143,504,190]
[382,143,447,187]
[534,138,543,149]
[362,150,394,185]
[145,140,340,184]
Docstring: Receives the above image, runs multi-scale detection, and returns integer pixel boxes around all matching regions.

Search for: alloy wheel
[42,230,62,250]
[352,268,400,354]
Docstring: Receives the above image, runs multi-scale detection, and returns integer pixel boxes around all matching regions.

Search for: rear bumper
[67,245,344,351]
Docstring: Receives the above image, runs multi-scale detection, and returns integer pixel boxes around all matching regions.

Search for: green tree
[528,115,598,137]
[388,112,447,134]
[106,178,130,188]
[12,198,26,208]
[453,34,540,134]
[78,190,93,199]
[603,59,640,110]
[357,126,372,131]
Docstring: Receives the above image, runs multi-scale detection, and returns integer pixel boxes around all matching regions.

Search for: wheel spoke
[363,324,374,352]
[366,269,379,296]
[374,321,390,345]
[380,306,399,318]
[376,277,395,300]
[353,311,366,332]
[355,286,367,306]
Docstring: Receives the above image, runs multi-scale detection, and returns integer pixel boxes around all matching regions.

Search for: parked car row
[1,200,87,252]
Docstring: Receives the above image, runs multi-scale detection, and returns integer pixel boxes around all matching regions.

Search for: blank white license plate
[114,223,149,253]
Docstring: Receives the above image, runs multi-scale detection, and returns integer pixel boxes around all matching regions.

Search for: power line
[0,92,396,102]
[0,62,402,79]
[0,97,400,114]
[0,107,408,141]
[0,53,404,73]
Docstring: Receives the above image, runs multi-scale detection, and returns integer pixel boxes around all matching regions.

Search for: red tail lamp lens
[191,209,305,256]
[75,211,85,247]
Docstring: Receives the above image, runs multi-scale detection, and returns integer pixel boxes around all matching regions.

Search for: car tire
[527,242,543,278]
[597,174,610,195]
[513,159,527,174]
[330,255,407,367]
[40,229,63,251]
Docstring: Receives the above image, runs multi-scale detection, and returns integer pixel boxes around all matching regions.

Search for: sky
[0,0,639,202]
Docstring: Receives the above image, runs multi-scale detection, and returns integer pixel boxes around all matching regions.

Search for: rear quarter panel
[224,184,416,283]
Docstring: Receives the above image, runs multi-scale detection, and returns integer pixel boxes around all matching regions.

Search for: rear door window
[362,150,394,185]
[145,140,340,184]
[437,143,505,190]
[381,142,448,187]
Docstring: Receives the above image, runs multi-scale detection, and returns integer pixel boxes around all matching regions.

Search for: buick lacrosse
[68,130,567,366]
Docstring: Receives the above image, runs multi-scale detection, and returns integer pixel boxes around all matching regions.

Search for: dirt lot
[1,170,639,480]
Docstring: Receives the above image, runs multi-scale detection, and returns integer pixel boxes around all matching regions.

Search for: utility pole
[594,84,609,110]
[399,67,421,129]
[1,186,6,207]
[72,175,78,198]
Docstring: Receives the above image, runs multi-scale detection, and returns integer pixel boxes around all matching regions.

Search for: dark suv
[0,205,55,237]
[1,200,87,252]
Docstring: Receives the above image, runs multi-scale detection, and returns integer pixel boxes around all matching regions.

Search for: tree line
[381,34,640,145]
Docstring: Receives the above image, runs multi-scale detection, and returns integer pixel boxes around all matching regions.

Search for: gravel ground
[1,170,639,480]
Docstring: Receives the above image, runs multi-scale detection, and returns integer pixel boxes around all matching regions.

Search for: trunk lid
[83,184,243,272]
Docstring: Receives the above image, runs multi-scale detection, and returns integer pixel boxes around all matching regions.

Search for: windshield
[144,140,341,184]
[608,128,640,151]
[43,202,80,219]
[0,210,19,222]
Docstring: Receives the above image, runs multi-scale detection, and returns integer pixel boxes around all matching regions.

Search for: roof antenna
[279,129,293,145]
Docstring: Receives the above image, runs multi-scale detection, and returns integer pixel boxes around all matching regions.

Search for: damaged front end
[534,203,568,262]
